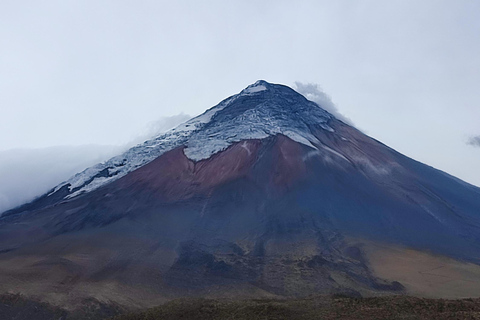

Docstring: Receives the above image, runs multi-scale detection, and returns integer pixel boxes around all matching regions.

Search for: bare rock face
[1,81,480,309]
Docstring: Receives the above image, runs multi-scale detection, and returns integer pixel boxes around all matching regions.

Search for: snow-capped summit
[183,80,334,160]
[15,81,338,203]
[241,80,268,94]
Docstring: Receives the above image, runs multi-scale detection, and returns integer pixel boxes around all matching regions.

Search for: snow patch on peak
[183,99,332,161]
[244,85,267,94]
[242,80,269,94]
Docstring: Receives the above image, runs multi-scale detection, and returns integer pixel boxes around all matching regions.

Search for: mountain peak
[182,81,334,160]
[3,80,480,310]
[241,80,269,94]
[212,80,331,123]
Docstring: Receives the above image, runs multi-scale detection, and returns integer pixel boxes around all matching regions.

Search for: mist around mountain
[0,145,123,214]
[0,114,191,214]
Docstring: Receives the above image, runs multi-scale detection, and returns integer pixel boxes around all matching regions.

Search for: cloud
[467,136,480,147]
[0,113,192,215]
[0,145,122,214]
[293,82,354,126]
[127,113,192,147]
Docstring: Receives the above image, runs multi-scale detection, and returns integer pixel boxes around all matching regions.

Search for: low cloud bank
[294,82,353,126]
[128,113,191,147]
[0,145,122,214]
[0,113,192,215]
[467,136,480,147]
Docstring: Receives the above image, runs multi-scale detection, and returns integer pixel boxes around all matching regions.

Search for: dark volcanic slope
[0,81,480,309]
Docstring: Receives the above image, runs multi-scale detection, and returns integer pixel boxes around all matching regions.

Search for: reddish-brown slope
[269,135,307,187]
[117,140,262,202]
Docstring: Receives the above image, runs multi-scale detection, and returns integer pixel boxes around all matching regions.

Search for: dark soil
[112,295,480,320]
[0,293,124,320]
[0,294,67,320]
[2,294,480,319]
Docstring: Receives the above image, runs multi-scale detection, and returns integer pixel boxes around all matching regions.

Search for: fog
[294,82,353,126]
[0,145,121,214]
[0,114,191,214]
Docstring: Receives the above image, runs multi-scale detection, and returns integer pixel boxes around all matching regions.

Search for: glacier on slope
[45,80,336,201]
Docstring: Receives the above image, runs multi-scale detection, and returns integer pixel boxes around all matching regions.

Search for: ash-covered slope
[1,81,480,309]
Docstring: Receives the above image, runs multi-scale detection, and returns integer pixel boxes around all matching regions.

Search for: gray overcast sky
[1,0,480,187]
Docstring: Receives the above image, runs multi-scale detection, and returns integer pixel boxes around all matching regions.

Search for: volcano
[1,81,480,310]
